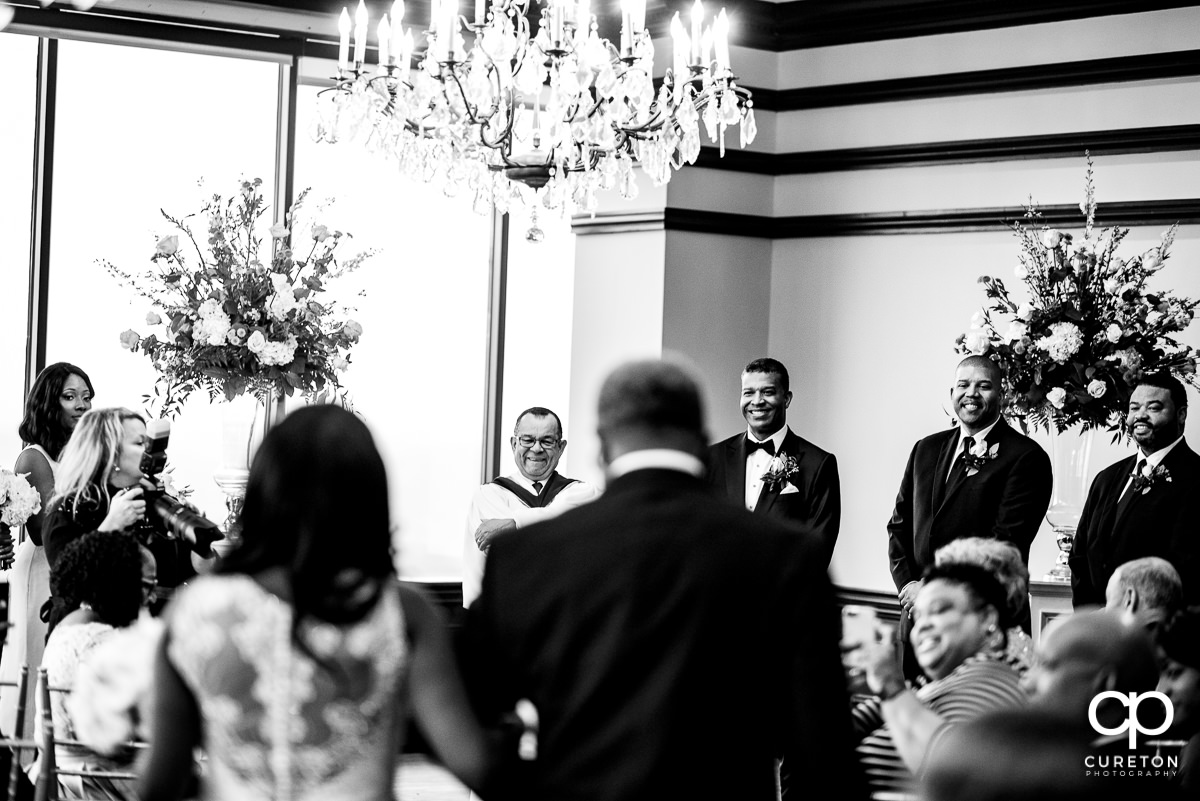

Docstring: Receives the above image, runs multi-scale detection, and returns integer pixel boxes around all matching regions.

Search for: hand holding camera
[101,486,147,533]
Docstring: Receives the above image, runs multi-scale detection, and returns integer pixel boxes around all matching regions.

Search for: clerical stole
[490,471,579,508]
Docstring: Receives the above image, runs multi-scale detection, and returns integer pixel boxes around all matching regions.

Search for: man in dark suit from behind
[707,357,841,563]
[461,359,863,801]
[1071,372,1200,607]
[887,355,1052,674]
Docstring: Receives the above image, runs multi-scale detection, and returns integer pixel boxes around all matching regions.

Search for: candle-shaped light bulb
[632,0,645,32]
[353,0,368,64]
[714,8,730,73]
[378,14,391,65]
[670,12,686,101]
[620,0,633,56]
[391,0,405,54]
[401,28,414,81]
[475,0,486,26]
[690,0,703,64]
[430,0,441,34]
[444,0,459,59]
[531,98,541,149]
[338,7,351,71]
[576,0,590,33]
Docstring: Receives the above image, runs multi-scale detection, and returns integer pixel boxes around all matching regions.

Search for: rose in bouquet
[0,468,42,569]
[103,178,372,417]
[956,157,1198,434]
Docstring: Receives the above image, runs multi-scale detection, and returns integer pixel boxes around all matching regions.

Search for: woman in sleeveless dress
[0,362,93,743]
[139,406,500,801]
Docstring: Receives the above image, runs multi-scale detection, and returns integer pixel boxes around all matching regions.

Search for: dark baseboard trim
[695,125,1200,175]
[663,199,1200,238]
[746,50,1200,111]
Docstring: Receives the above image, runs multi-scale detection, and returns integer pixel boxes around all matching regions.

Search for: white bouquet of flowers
[0,468,42,570]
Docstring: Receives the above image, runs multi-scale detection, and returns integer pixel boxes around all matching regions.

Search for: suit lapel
[938,420,1009,512]
[756,430,798,516]
[725,436,747,508]
[1111,445,1188,531]
[931,427,960,511]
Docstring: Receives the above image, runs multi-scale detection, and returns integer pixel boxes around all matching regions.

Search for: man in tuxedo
[462,406,599,606]
[707,357,841,561]
[461,359,863,801]
[1070,373,1200,607]
[887,355,1052,627]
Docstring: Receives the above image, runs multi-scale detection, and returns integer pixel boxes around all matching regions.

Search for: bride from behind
[138,406,495,801]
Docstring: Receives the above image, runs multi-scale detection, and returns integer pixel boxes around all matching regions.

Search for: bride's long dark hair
[219,405,395,627]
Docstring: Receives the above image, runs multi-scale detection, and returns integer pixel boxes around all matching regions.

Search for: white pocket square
[778,483,799,495]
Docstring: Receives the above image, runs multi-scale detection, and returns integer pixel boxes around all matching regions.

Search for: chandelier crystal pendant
[312,0,756,216]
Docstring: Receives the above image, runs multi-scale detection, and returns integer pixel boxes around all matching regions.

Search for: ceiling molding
[693,125,1200,174]
[661,200,1200,238]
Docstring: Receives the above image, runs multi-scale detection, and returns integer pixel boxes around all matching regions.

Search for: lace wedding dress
[167,574,408,801]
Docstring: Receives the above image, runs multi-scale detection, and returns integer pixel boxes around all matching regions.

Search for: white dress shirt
[607,448,705,479]
[1119,434,1186,499]
[745,425,789,511]
[947,418,1001,482]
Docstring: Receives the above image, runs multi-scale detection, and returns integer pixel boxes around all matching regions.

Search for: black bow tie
[746,438,776,456]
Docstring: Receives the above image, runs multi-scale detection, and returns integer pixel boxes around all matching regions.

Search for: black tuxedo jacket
[887,419,1052,590]
[706,429,841,561]
[460,467,863,801]
[1070,440,1200,607]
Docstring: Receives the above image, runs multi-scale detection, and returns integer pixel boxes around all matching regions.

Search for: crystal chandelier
[312,0,756,216]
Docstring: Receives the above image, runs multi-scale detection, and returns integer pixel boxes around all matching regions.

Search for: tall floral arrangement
[104,179,371,417]
[956,157,1198,434]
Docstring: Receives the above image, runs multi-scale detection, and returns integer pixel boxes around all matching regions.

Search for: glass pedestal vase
[212,393,285,557]
[1043,426,1096,582]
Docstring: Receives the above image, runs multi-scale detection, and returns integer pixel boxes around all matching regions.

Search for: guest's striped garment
[852,655,1028,799]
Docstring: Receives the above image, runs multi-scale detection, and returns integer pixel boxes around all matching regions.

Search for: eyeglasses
[516,435,561,449]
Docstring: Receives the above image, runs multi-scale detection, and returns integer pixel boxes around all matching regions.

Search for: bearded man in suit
[461,359,862,801]
[887,355,1052,628]
[707,357,841,562]
[1070,373,1200,607]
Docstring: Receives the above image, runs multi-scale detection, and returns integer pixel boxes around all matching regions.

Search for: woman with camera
[0,362,94,744]
[42,408,196,630]
[139,406,501,801]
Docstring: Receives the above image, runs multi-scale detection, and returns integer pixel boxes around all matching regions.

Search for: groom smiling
[707,357,841,563]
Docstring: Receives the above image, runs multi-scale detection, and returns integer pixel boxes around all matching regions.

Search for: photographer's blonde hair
[53,407,144,512]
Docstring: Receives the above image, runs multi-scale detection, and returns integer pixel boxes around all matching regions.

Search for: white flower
[331,356,349,372]
[1105,323,1123,343]
[342,320,364,341]
[1046,387,1068,409]
[1087,379,1107,398]
[1146,310,1164,327]
[267,273,302,321]
[195,305,231,346]
[1004,321,1028,343]
[1042,230,1062,249]
[198,298,223,319]
[970,311,987,329]
[269,222,289,239]
[1036,322,1084,364]
[962,330,991,355]
[968,439,996,459]
[246,330,267,354]
[1143,251,1163,272]
[1016,303,1034,321]
[1014,263,1028,280]
[145,311,162,326]
[311,224,330,242]
[1104,278,1120,294]
[1108,348,1143,371]
[119,329,141,350]
[154,235,179,256]
[0,469,42,527]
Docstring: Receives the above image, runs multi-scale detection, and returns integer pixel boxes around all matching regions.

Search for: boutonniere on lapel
[1130,463,1172,495]
[761,454,802,492]
[963,439,999,477]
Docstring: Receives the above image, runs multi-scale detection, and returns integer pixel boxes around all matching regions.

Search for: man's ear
[784,390,793,409]
[1123,586,1139,614]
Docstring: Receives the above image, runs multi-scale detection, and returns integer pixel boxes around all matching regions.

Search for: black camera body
[135,420,223,559]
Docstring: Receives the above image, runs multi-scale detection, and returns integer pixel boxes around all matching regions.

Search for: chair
[35,667,143,801]
[0,664,37,801]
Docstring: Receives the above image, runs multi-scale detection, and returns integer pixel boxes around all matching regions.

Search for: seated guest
[935,537,1033,674]
[1158,608,1200,792]
[852,562,1027,797]
[1104,556,1184,637]
[463,406,599,607]
[42,408,200,631]
[35,530,144,801]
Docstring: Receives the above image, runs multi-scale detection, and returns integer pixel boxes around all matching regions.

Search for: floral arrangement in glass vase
[956,157,1199,435]
[0,468,42,569]
[103,179,372,417]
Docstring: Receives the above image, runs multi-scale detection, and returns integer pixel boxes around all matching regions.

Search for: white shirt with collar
[947,418,1001,482]
[607,448,705,480]
[463,471,601,607]
[745,425,789,511]
[1119,434,1186,499]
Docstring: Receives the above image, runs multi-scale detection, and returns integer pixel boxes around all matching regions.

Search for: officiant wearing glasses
[706,358,841,563]
[462,407,600,607]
